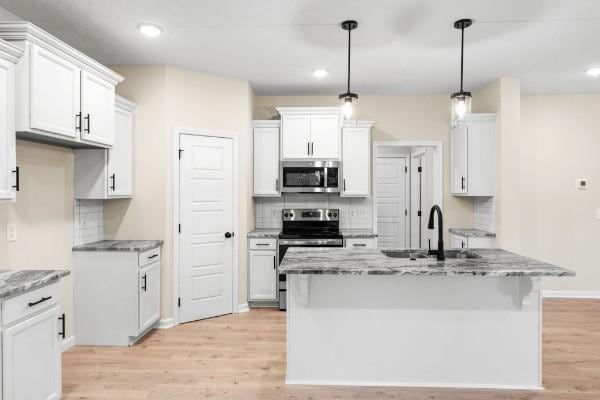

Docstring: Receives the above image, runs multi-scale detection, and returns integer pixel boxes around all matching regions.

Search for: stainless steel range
[278,208,343,310]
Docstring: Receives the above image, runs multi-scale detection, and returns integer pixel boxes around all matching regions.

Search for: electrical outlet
[6,223,17,242]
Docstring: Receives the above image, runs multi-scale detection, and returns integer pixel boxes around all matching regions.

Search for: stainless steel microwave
[280,161,341,193]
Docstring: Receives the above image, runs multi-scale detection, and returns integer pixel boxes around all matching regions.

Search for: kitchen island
[279,248,574,390]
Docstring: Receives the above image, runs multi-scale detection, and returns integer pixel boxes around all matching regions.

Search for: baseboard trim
[157,318,176,329]
[62,336,75,352]
[237,303,249,313]
[543,290,600,299]
[285,379,542,391]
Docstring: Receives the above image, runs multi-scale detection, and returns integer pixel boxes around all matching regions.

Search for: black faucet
[427,205,445,261]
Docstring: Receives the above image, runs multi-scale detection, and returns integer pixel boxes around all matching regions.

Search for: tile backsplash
[473,197,495,233]
[255,194,373,230]
[73,199,104,246]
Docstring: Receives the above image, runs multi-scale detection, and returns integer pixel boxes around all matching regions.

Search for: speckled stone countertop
[449,228,496,238]
[279,248,574,277]
[72,240,163,252]
[341,230,378,239]
[248,229,281,239]
[0,270,70,299]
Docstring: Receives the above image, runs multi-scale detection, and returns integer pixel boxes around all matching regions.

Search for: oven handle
[279,239,343,246]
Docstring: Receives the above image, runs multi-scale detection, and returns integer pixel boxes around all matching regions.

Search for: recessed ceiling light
[585,67,600,77]
[312,69,329,78]
[137,23,163,38]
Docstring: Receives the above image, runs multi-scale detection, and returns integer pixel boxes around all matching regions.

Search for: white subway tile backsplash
[473,197,495,233]
[74,199,104,246]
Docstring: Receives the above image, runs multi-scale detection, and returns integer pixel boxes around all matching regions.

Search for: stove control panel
[282,208,339,222]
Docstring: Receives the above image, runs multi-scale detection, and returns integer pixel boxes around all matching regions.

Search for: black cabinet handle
[28,296,52,307]
[75,112,82,132]
[148,254,158,259]
[12,166,19,191]
[58,313,66,339]
[353,243,367,247]
[273,257,276,269]
[110,174,116,191]
[84,114,90,133]
[142,274,147,292]
[461,176,465,190]
[343,179,346,191]
[307,142,310,156]
[311,142,314,155]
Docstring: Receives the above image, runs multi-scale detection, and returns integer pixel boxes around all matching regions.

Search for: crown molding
[342,120,376,129]
[252,120,281,128]
[0,38,23,64]
[276,107,340,116]
[0,22,124,85]
[115,95,136,112]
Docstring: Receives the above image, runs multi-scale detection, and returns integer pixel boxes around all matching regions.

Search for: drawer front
[344,238,376,249]
[2,283,59,326]
[139,247,161,267]
[249,238,277,250]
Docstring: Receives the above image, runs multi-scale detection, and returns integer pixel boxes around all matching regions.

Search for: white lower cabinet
[248,238,278,303]
[74,246,162,346]
[344,238,377,249]
[449,233,495,249]
[1,283,62,400]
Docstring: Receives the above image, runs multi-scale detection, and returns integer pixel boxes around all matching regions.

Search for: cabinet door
[139,261,161,333]
[310,114,340,159]
[253,127,280,196]
[450,125,468,194]
[341,127,370,196]
[3,305,61,400]
[81,71,115,146]
[30,44,80,138]
[0,58,16,200]
[107,106,133,197]
[281,115,311,159]
[249,251,277,301]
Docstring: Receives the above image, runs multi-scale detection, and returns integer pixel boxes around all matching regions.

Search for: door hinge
[417,210,422,217]
[179,149,183,159]
[405,209,408,216]
[405,166,408,173]
[178,297,181,308]
[178,224,181,233]
[417,166,422,173]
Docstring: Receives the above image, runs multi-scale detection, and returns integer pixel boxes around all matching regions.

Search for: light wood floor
[63,299,600,400]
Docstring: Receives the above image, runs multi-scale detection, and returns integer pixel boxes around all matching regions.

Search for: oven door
[280,161,340,193]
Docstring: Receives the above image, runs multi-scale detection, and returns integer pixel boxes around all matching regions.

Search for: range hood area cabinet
[252,120,280,196]
[341,121,374,197]
[0,22,123,149]
[74,96,135,199]
[0,40,23,201]
[450,113,496,196]
[278,107,341,160]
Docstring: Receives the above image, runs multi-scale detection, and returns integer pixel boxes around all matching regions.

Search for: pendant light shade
[339,20,358,120]
[451,19,473,126]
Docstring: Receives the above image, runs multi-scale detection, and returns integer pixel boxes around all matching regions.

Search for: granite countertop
[72,240,163,252]
[248,229,281,239]
[449,228,496,238]
[341,230,378,239]
[279,248,574,277]
[0,269,70,299]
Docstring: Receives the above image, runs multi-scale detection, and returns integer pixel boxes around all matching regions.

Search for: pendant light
[339,20,358,120]
[451,18,473,125]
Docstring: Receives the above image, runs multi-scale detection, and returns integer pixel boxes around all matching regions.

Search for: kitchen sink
[443,250,481,259]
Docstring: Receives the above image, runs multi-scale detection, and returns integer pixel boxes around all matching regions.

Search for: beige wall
[0,141,75,338]
[105,66,254,319]
[254,95,474,240]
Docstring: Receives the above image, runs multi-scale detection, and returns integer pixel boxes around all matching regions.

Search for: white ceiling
[1,0,600,95]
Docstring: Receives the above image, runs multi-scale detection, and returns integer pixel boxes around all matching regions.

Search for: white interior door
[179,134,234,323]
[375,157,408,248]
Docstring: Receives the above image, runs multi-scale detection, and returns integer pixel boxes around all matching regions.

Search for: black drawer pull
[353,243,367,247]
[256,243,270,246]
[28,296,52,307]
[58,313,66,339]
[148,254,159,259]
[142,274,147,291]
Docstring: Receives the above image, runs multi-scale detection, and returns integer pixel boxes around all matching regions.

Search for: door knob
[225,232,233,238]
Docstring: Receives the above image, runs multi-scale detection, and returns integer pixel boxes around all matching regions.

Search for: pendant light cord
[460,25,464,92]
[347,27,351,93]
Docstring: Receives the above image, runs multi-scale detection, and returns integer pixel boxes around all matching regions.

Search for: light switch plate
[6,223,16,242]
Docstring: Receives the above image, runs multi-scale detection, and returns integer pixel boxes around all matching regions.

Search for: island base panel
[286,274,542,389]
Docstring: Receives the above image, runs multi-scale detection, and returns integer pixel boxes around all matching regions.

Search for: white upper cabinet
[278,107,340,160]
[253,121,280,196]
[450,114,496,196]
[0,40,22,202]
[81,71,115,145]
[0,22,123,149]
[74,95,135,199]
[341,121,373,197]
[30,45,80,139]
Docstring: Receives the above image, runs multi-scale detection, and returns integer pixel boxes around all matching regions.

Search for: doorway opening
[373,141,443,250]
